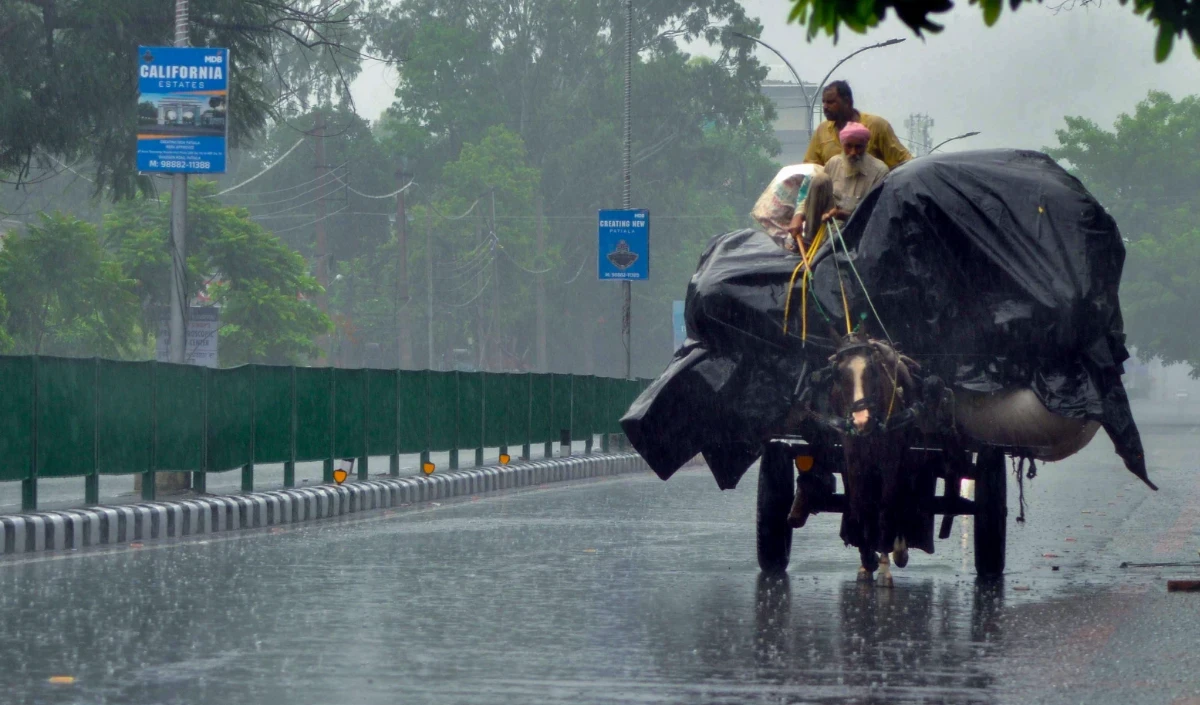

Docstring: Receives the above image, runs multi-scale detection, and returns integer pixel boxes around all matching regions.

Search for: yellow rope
[782,224,825,337]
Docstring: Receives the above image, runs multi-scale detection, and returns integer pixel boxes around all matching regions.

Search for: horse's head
[827,332,921,434]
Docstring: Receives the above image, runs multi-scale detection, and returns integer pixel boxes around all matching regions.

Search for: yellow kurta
[803,112,913,170]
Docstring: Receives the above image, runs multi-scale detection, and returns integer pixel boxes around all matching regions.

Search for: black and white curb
[0,453,649,556]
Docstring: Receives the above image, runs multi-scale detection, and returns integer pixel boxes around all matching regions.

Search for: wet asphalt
[2,403,1199,705]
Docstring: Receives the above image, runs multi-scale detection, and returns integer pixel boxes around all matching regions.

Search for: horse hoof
[893,550,909,568]
[857,568,874,583]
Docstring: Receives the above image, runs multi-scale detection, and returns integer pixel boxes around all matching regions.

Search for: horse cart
[621,150,1154,582]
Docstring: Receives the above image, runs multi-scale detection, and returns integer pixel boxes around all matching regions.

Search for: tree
[1047,91,1200,371]
[0,212,141,356]
[104,180,332,365]
[366,0,781,375]
[785,0,1200,62]
[0,0,364,198]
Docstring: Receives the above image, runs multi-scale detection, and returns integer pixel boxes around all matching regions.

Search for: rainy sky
[350,0,1200,153]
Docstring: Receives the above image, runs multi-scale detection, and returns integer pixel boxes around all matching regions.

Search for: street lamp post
[929,131,982,154]
[730,32,906,138]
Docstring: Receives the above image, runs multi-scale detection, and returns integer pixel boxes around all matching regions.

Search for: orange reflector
[795,456,815,472]
[332,469,348,485]
[422,462,435,475]
[499,453,511,465]
[48,676,76,685]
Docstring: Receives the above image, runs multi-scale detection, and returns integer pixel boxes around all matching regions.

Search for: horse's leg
[892,536,909,568]
[876,551,893,588]
[857,545,879,582]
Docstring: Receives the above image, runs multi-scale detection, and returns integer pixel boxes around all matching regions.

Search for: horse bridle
[796,341,934,436]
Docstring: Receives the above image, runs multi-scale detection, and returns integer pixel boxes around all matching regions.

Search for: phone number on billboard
[149,159,211,170]
[605,272,643,279]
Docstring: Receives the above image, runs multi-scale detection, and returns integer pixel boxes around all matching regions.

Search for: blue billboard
[598,209,649,281]
[136,46,229,174]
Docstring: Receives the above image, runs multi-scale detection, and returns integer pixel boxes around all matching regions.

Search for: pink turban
[839,121,871,146]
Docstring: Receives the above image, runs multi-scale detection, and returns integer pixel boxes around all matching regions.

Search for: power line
[330,174,417,200]
[207,138,307,197]
[271,204,348,234]
[216,161,346,200]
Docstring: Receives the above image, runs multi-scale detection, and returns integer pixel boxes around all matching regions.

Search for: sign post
[672,300,686,353]
[598,209,650,281]
[137,42,228,373]
[136,46,230,175]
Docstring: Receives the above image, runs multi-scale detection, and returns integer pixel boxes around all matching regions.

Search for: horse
[799,330,1104,587]
[798,330,927,587]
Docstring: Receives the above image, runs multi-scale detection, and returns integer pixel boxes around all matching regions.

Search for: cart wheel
[757,445,795,574]
[973,448,1007,578]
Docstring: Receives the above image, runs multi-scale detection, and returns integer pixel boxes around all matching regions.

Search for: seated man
[788,122,889,247]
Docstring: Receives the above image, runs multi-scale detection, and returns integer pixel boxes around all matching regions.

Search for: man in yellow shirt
[803,81,912,170]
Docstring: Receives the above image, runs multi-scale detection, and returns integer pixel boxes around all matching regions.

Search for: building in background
[760,79,820,165]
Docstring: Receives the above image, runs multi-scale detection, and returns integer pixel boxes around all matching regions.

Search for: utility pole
[621,0,633,380]
[395,160,412,369]
[426,207,434,369]
[313,113,330,365]
[168,0,189,365]
[535,193,546,372]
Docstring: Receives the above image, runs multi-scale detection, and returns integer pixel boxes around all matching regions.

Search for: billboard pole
[621,0,632,380]
[168,0,189,365]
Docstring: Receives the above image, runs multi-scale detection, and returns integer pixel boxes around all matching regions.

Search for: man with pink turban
[788,121,889,245]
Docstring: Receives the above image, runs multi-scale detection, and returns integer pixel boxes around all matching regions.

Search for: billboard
[137,46,229,174]
[598,209,649,281]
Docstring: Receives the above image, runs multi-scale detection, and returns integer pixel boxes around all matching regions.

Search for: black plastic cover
[622,149,1152,490]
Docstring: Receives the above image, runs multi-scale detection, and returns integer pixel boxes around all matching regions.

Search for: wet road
[2,405,1200,704]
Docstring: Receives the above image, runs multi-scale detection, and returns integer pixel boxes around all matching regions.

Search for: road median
[0,453,649,556]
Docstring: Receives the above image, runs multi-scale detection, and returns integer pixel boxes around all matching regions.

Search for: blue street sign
[598,209,649,281]
[136,46,229,174]
[672,300,686,352]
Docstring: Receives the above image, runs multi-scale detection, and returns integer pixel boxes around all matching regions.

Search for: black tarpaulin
[622,149,1152,490]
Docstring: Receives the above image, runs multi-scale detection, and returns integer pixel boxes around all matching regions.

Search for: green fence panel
[595,378,614,435]
[398,370,428,453]
[96,360,153,475]
[36,356,96,478]
[0,357,35,483]
[206,366,254,472]
[571,375,595,440]
[294,367,332,462]
[482,373,508,448]
[367,369,399,456]
[254,365,293,464]
[333,368,367,459]
[551,374,572,440]
[529,374,553,445]
[505,373,531,448]
[426,372,457,451]
[457,372,483,450]
[154,362,205,471]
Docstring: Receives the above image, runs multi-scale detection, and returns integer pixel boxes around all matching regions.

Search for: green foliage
[785,0,1200,62]
[104,180,331,365]
[0,212,140,356]
[1047,91,1200,372]
[0,0,359,197]
[366,0,781,374]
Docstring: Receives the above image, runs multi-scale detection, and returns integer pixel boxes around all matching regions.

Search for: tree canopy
[785,0,1200,62]
[104,180,332,365]
[0,0,364,198]
[1047,91,1200,371]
